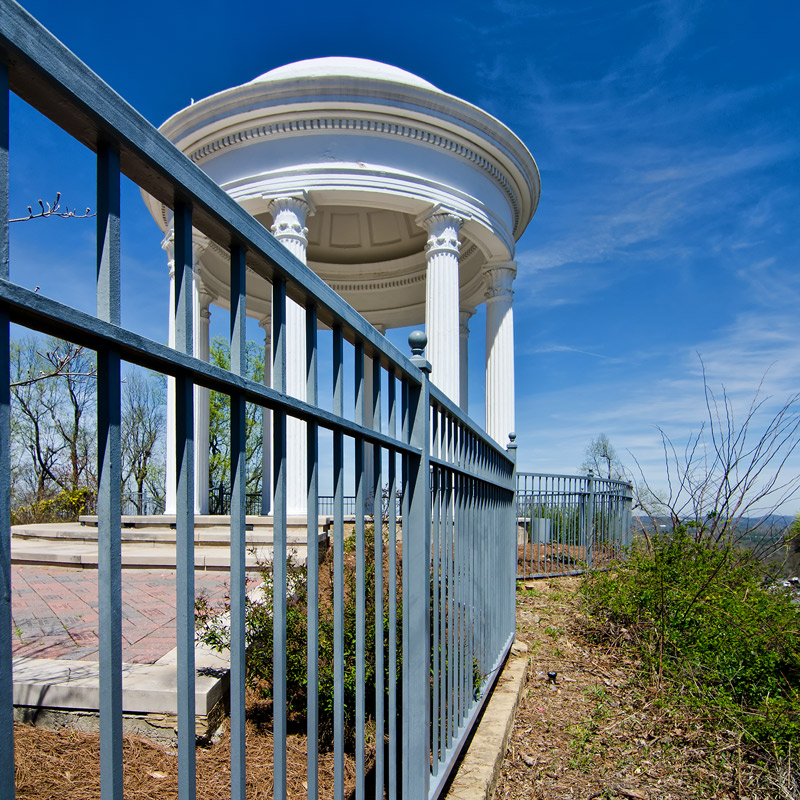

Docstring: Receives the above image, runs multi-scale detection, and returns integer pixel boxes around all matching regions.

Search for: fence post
[586,471,595,570]
[403,331,431,800]
[506,433,518,630]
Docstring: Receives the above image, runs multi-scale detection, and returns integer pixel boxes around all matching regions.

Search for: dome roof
[250,57,442,93]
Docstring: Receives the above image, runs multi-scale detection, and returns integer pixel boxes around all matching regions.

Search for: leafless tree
[10,336,96,503]
[581,433,627,480]
[121,370,166,511]
[632,364,800,559]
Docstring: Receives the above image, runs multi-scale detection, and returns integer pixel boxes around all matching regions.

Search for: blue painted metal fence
[516,472,633,579]
[0,3,517,797]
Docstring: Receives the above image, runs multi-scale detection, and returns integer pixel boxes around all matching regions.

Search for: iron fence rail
[0,4,517,799]
[516,472,633,579]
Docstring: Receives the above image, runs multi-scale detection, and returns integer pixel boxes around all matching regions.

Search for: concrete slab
[444,640,529,800]
[13,639,228,716]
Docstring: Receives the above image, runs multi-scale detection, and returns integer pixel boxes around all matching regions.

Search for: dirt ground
[12,575,790,799]
[496,577,784,800]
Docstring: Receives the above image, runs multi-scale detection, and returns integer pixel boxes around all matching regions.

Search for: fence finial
[408,330,431,373]
[507,432,517,465]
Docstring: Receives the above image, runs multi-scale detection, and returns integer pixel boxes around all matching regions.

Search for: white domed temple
[143,57,541,514]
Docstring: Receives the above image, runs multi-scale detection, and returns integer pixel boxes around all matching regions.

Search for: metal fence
[207,485,262,516]
[0,4,517,798]
[516,472,633,579]
[121,491,165,516]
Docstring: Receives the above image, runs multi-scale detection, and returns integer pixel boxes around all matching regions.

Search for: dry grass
[496,577,796,800]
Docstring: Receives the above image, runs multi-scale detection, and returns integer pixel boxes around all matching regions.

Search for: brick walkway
[11,565,249,664]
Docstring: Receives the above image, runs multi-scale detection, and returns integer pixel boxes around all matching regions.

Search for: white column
[266,194,314,516]
[259,315,272,516]
[162,228,177,515]
[418,207,462,405]
[484,263,516,446]
[192,234,211,514]
[459,307,474,414]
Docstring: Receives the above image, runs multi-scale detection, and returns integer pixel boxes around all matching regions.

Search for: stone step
[13,518,331,547]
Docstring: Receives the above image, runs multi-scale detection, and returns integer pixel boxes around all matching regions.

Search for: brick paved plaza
[11,566,236,664]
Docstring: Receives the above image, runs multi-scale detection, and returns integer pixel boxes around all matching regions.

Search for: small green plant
[196,526,402,747]
[582,529,800,759]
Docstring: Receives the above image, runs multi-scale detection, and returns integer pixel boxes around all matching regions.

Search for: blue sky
[9,0,800,511]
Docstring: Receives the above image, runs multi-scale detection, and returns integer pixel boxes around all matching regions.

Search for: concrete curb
[445,640,529,800]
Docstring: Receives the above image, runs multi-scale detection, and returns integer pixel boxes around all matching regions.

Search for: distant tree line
[9,335,166,521]
[8,334,264,522]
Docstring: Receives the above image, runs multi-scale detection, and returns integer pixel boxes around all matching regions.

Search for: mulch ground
[14,692,362,799]
[496,577,789,800]
[13,574,793,799]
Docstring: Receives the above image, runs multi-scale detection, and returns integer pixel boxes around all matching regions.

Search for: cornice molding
[326,270,426,294]
[186,115,522,231]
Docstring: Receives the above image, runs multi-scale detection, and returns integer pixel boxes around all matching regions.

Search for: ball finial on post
[408,330,431,372]
[408,330,427,357]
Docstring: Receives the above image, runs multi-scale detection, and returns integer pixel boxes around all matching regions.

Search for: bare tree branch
[9,192,95,223]
[10,344,97,388]
[633,362,800,559]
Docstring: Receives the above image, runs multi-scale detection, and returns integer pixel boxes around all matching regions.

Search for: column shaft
[419,209,462,405]
[485,265,516,445]
[260,316,272,515]
[459,308,474,414]
[193,272,211,515]
[163,232,176,515]
[267,195,314,516]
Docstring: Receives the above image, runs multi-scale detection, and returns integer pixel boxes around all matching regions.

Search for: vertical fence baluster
[445,429,454,747]
[272,278,288,799]
[0,59,13,799]
[96,142,122,800]
[431,410,440,773]
[371,354,383,798]
[387,376,398,800]
[332,325,344,798]
[229,244,247,800]
[354,341,365,799]
[402,338,431,798]
[173,201,196,800]
[306,304,319,800]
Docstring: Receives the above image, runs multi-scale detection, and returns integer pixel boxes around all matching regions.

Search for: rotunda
[144,57,540,514]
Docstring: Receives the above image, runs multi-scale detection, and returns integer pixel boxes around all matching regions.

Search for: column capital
[161,228,175,276]
[161,226,174,253]
[264,193,315,255]
[258,314,272,333]
[416,205,463,259]
[484,262,517,302]
[459,307,475,337]
[263,191,315,219]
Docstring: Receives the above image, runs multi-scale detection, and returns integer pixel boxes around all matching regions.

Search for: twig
[9,192,96,223]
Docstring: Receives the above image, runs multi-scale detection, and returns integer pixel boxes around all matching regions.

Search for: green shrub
[195,526,402,746]
[11,487,95,525]
[581,529,800,755]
